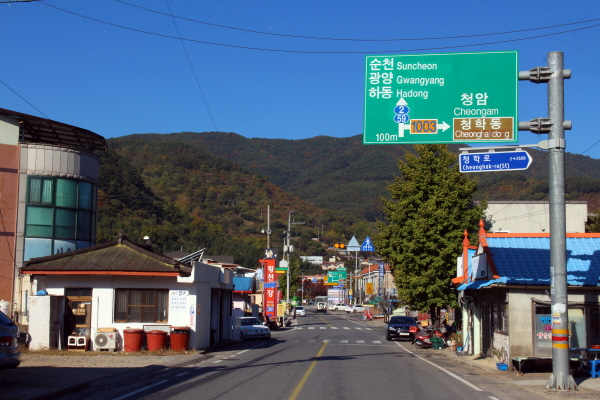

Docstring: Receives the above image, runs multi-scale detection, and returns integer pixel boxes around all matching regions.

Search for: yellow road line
[288,341,328,400]
[317,315,333,327]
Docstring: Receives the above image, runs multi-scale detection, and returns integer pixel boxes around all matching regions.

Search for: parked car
[295,306,306,316]
[328,303,346,311]
[239,317,271,340]
[0,311,20,369]
[345,304,366,313]
[386,316,420,341]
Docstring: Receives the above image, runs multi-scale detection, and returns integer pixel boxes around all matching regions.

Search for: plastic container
[496,362,509,371]
[170,326,190,351]
[123,329,144,352]
[456,346,463,352]
[146,330,167,351]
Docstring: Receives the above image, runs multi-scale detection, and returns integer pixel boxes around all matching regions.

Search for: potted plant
[451,332,463,352]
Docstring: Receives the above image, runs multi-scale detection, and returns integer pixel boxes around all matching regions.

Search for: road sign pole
[545,51,575,391]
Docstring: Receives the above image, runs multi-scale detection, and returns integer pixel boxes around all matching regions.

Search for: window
[492,303,508,334]
[24,176,97,260]
[114,289,168,323]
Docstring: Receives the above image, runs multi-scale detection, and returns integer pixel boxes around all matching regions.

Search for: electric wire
[115,0,600,42]
[163,0,218,131]
[40,2,600,54]
[0,78,49,119]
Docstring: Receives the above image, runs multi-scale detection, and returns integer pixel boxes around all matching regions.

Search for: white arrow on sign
[438,121,450,132]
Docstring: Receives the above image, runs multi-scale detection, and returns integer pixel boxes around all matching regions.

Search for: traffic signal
[334,243,346,249]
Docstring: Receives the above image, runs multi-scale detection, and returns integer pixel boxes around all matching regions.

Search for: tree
[374,144,486,326]
[278,256,301,302]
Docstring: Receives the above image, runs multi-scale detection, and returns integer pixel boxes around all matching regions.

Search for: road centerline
[288,341,329,400]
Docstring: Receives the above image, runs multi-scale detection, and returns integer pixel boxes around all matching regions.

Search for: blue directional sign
[459,151,532,173]
[361,236,375,252]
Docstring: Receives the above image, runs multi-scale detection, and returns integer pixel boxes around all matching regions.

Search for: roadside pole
[519,51,574,390]
[545,52,574,391]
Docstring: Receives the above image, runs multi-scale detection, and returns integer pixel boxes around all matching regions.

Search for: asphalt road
[53,309,549,400]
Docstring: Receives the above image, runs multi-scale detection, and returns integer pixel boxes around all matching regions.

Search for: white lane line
[373,340,382,344]
[176,371,190,377]
[356,340,365,343]
[394,342,483,392]
[308,340,316,342]
[308,327,314,330]
[344,327,350,330]
[112,380,168,400]
[296,327,303,329]
[320,327,326,329]
[366,328,373,330]
[238,349,249,354]
[341,340,348,343]
[355,327,363,330]
[331,327,338,329]
[489,397,501,400]
[213,359,223,363]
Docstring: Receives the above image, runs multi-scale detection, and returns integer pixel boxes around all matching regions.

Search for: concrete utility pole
[286,211,293,311]
[520,51,574,391]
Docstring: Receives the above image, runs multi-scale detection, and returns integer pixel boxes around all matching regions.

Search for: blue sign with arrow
[459,151,532,173]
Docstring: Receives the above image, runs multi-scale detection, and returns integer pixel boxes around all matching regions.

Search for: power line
[163,0,218,131]
[115,1,600,43]
[0,78,49,118]
[41,2,600,54]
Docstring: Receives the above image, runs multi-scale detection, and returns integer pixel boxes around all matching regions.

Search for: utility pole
[262,204,271,248]
[520,52,574,391]
[286,211,293,312]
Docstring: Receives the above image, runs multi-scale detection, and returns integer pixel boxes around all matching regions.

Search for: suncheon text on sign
[363,51,518,145]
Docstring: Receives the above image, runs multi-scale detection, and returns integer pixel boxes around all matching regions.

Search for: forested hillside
[97,131,600,265]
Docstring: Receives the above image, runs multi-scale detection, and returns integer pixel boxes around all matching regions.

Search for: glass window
[76,210,91,241]
[29,178,41,203]
[26,207,53,237]
[42,179,53,204]
[24,238,52,261]
[78,182,93,210]
[54,209,76,239]
[53,239,76,254]
[114,289,169,323]
[56,179,77,208]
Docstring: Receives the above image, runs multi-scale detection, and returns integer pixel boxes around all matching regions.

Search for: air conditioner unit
[94,332,117,351]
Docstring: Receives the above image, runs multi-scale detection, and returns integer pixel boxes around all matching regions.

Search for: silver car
[0,311,20,369]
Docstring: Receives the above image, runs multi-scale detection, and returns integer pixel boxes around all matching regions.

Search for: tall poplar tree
[375,144,486,324]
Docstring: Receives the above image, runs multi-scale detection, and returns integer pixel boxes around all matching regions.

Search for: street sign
[347,236,360,252]
[364,51,518,145]
[459,150,532,173]
[361,236,375,252]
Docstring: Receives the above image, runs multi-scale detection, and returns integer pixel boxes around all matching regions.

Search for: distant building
[0,108,106,323]
[486,201,587,233]
[300,256,323,265]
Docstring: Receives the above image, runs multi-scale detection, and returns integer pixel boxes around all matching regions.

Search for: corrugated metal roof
[21,239,190,276]
[233,276,254,293]
[460,237,600,288]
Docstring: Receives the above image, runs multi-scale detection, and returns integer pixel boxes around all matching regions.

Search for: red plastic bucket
[146,330,167,351]
[123,329,144,352]
[170,327,190,351]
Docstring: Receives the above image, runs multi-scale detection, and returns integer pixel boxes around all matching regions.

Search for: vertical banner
[378,263,384,296]
[260,259,278,319]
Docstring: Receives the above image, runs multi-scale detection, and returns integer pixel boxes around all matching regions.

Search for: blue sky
[2,0,600,158]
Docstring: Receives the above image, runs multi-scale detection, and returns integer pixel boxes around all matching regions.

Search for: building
[0,108,106,325]
[453,222,600,367]
[20,233,234,351]
[486,201,587,233]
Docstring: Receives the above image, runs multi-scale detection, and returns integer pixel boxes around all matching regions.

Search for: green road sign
[363,51,518,145]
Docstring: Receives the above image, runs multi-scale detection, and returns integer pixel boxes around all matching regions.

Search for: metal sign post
[519,52,573,391]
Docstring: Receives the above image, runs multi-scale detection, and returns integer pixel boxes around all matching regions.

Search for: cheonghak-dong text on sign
[363,51,518,145]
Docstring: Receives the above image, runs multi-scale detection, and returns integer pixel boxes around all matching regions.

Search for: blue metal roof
[458,237,600,289]
[233,276,254,292]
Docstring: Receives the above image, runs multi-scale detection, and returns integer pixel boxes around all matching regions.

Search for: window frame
[114,289,169,323]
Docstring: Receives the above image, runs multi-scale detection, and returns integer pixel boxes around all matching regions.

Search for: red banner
[260,259,277,319]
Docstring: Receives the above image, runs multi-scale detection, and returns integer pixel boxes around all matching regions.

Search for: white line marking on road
[176,371,190,377]
[308,340,316,342]
[366,328,373,330]
[355,327,362,330]
[213,359,223,363]
[320,327,326,329]
[373,340,382,344]
[488,397,501,400]
[344,327,350,330]
[341,340,348,343]
[331,327,338,329]
[296,327,303,329]
[238,349,249,354]
[356,340,365,343]
[394,342,483,392]
[308,327,314,330]
[112,380,168,400]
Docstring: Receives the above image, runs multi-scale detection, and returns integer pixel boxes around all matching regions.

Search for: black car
[0,311,20,369]
[386,316,420,341]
